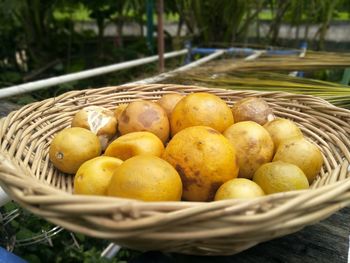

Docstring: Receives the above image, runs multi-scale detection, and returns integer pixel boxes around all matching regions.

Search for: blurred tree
[175,0,251,44]
[82,0,115,58]
[1,0,350,88]
[267,0,291,45]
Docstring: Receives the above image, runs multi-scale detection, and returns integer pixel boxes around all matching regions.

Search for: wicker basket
[0,84,350,256]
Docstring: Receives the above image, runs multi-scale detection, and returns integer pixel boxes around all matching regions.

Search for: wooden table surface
[130,207,350,263]
[1,101,349,263]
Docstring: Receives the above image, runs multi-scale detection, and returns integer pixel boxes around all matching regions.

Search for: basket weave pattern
[0,84,350,255]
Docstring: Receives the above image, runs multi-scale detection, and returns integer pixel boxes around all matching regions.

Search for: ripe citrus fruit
[156,93,184,119]
[253,161,309,194]
[273,137,324,183]
[74,156,123,195]
[214,178,265,201]
[163,126,239,202]
[223,121,274,179]
[263,118,303,150]
[118,100,169,143]
[232,97,274,125]
[107,155,182,201]
[170,92,234,136]
[49,127,101,174]
[104,131,164,161]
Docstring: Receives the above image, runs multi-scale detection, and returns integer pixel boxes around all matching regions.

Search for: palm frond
[164,71,350,108]
[193,51,350,73]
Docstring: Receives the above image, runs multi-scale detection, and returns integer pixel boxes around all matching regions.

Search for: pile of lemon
[49,93,323,202]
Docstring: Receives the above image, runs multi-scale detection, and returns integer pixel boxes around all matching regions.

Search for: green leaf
[75,233,86,242]
[16,228,35,240]
[23,254,41,263]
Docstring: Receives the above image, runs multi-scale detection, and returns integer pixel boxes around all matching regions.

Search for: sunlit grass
[53,5,179,23]
[259,9,349,21]
[53,4,91,21]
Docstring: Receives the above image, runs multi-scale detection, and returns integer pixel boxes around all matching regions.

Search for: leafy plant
[0,202,139,262]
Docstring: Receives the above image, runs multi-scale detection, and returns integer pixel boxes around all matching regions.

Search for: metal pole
[0,49,187,99]
[157,0,164,72]
[146,0,154,53]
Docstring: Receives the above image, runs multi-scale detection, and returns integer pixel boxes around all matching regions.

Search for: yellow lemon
[74,156,123,195]
[107,155,182,201]
[114,103,128,121]
[105,131,164,160]
[273,137,324,183]
[170,92,234,136]
[156,93,185,119]
[214,178,265,201]
[263,118,303,150]
[253,161,309,194]
[49,127,101,174]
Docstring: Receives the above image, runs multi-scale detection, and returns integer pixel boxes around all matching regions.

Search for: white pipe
[244,50,265,61]
[100,243,121,259]
[126,49,265,85]
[127,50,226,85]
[0,186,10,206]
[0,49,188,99]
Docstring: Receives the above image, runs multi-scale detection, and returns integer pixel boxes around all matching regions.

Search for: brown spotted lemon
[223,121,274,179]
[118,100,169,143]
[163,126,239,202]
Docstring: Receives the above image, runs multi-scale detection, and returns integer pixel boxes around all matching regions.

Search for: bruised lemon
[170,93,234,136]
[104,131,164,160]
[232,97,274,125]
[223,121,274,179]
[74,156,123,195]
[107,155,182,201]
[214,178,265,201]
[49,127,101,174]
[163,126,239,202]
[253,161,309,194]
[118,100,170,143]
